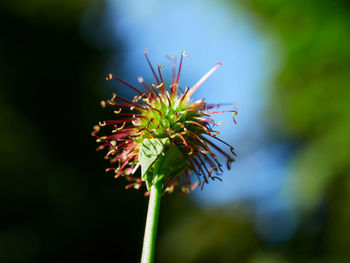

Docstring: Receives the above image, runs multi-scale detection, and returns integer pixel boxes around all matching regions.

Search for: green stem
[141,181,162,263]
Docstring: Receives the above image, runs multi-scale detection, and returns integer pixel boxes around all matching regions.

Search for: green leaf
[154,145,186,183]
[138,138,187,189]
[139,138,170,188]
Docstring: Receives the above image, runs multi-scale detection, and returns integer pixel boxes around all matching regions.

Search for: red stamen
[158,64,164,84]
[185,108,210,116]
[202,153,219,173]
[186,120,210,132]
[209,134,235,152]
[207,110,238,124]
[108,74,143,95]
[187,158,201,177]
[203,138,233,161]
[115,155,136,178]
[206,103,234,109]
[108,102,142,111]
[171,133,189,147]
[212,176,223,181]
[187,132,210,151]
[138,98,163,116]
[193,158,209,184]
[151,84,164,104]
[175,51,187,86]
[165,92,171,107]
[102,118,137,126]
[157,82,166,97]
[191,143,209,154]
[113,93,145,110]
[232,111,238,124]
[180,86,190,102]
[99,131,132,142]
[112,131,134,141]
[197,155,212,178]
[208,110,237,114]
[114,112,142,117]
[198,118,220,126]
[111,126,137,133]
[144,50,160,84]
[138,77,156,98]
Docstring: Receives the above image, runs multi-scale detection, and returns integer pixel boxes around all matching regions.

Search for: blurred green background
[1,0,349,262]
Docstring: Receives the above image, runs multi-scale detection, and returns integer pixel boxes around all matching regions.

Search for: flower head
[92,51,237,194]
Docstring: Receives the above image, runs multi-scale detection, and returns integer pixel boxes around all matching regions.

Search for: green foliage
[238,0,350,209]
[233,0,350,261]
[158,207,257,263]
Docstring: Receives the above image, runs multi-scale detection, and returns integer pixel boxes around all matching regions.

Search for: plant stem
[141,181,162,263]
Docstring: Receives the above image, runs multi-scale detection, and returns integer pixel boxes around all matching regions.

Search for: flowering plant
[92,51,237,262]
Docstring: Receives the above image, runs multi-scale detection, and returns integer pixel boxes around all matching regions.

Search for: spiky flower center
[140,95,196,135]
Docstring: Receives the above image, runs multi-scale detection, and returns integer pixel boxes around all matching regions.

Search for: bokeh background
[1,0,350,262]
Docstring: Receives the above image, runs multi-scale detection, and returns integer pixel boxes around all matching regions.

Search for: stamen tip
[106,73,113,80]
[232,111,238,124]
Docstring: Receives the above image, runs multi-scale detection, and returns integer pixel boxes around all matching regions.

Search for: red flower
[92,51,237,194]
